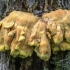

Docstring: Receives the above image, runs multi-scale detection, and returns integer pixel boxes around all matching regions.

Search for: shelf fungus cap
[4,21,14,29]
[18,35,25,42]
[60,41,70,51]
[0,45,5,52]
[34,34,51,61]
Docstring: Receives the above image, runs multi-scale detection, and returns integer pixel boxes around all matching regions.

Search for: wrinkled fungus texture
[29,20,51,61]
[42,9,70,53]
[0,9,70,61]
[0,11,39,59]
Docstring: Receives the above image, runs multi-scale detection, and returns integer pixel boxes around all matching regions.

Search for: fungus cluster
[0,9,70,61]
[42,9,70,53]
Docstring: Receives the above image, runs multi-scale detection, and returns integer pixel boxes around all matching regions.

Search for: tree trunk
[0,0,70,70]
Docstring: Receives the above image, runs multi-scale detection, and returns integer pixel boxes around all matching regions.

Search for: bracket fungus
[29,20,51,61]
[0,9,70,61]
[42,9,70,53]
[0,11,39,58]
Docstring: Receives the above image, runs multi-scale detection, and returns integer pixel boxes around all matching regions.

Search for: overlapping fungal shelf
[42,9,70,54]
[0,9,70,61]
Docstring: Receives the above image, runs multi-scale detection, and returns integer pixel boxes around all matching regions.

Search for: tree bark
[0,0,70,70]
